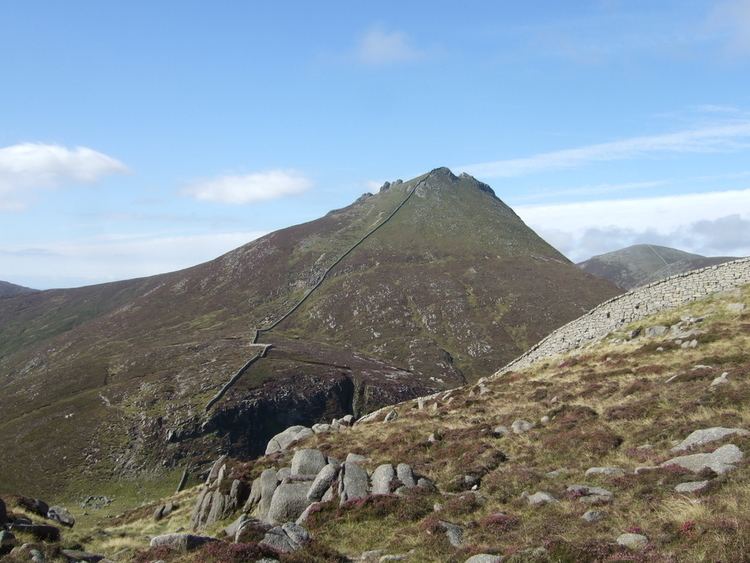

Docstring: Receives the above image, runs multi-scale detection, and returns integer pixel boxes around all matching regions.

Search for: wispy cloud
[516,188,750,261]
[0,231,267,289]
[355,27,423,65]
[512,180,669,203]
[184,169,312,205]
[0,143,128,211]
[458,122,750,178]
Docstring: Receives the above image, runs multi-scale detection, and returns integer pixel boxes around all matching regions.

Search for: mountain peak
[379,167,497,199]
[426,166,458,180]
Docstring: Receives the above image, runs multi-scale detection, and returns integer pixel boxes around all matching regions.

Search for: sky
[2,1,750,289]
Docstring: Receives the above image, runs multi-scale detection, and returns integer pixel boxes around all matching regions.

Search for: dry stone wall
[495,257,750,376]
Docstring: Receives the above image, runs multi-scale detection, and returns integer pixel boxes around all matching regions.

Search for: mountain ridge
[0,168,620,500]
[0,280,37,298]
[578,244,736,289]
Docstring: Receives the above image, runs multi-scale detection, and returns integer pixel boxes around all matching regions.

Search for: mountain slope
[579,244,735,289]
[0,280,37,298]
[47,281,750,562]
[0,168,619,500]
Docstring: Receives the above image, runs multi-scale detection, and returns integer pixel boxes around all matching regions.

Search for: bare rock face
[291,449,327,477]
[674,481,710,494]
[396,463,416,488]
[435,520,464,548]
[150,533,217,552]
[371,464,396,495]
[265,426,314,455]
[7,523,60,542]
[661,444,743,475]
[267,482,313,524]
[260,522,310,553]
[205,455,228,485]
[338,461,369,505]
[585,467,625,478]
[567,485,613,504]
[527,491,557,506]
[671,427,749,453]
[47,505,75,528]
[617,533,648,550]
[307,464,340,502]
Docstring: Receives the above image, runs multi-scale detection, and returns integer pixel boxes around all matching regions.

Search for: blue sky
[2,0,750,288]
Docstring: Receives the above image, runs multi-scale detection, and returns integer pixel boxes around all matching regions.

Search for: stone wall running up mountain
[496,257,750,375]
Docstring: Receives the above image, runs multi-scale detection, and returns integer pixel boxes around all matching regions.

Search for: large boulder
[228,479,250,511]
[465,555,503,563]
[265,426,314,455]
[617,533,648,550]
[675,481,710,494]
[339,461,369,505]
[150,533,217,552]
[661,444,743,475]
[154,501,178,522]
[371,464,396,495]
[584,467,625,478]
[205,455,228,485]
[256,469,280,519]
[0,531,17,554]
[60,549,106,562]
[267,482,313,524]
[436,520,464,548]
[396,463,416,488]
[307,464,340,502]
[527,491,558,506]
[244,476,263,513]
[644,325,668,338]
[291,449,327,477]
[511,419,534,434]
[259,522,310,553]
[8,523,60,542]
[567,485,613,504]
[671,428,749,453]
[47,505,75,528]
[190,487,213,529]
[18,497,49,518]
[204,490,227,527]
[224,514,247,538]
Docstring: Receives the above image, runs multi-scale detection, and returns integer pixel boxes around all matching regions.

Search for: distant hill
[578,244,736,289]
[0,167,619,499]
[0,280,37,298]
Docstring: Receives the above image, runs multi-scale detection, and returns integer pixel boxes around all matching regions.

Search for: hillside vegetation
[24,283,748,562]
[0,168,618,500]
[579,245,735,290]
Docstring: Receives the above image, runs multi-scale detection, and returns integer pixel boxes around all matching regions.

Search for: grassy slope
[0,170,619,502]
[0,280,37,299]
[62,284,750,562]
[579,245,736,290]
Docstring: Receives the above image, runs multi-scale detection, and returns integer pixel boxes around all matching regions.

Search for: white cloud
[458,122,750,178]
[512,180,669,203]
[516,188,750,261]
[0,231,267,289]
[0,143,128,210]
[709,0,750,55]
[365,179,384,191]
[185,169,312,205]
[355,27,423,65]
